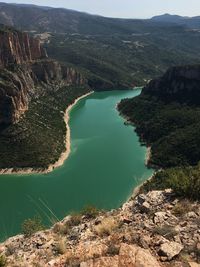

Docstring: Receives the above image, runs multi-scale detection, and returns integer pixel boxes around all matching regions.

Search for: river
[0,89,153,240]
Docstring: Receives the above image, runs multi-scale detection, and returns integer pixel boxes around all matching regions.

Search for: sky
[2,0,200,18]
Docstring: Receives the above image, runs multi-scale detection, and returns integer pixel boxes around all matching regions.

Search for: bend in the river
[0,89,153,240]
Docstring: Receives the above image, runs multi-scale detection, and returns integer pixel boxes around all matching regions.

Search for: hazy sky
[3,0,200,18]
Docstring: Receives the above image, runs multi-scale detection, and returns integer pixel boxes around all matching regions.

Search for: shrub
[68,213,82,226]
[22,216,45,237]
[152,225,177,240]
[106,244,120,256]
[141,165,200,201]
[81,205,99,219]
[0,255,6,267]
[172,200,193,217]
[53,222,69,235]
[55,237,66,255]
[94,217,118,237]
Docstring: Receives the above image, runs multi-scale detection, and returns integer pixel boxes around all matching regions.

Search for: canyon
[0,26,86,125]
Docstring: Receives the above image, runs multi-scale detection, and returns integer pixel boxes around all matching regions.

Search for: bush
[68,213,82,226]
[94,217,118,237]
[172,200,194,217]
[0,255,6,267]
[55,237,66,255]
[81,205,99,219]
[53,222,69,235]
[22,216,45,237]
[141,165,200,200]
[106,244,120,256]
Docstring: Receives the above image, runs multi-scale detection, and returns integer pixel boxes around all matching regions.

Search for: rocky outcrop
[0,61,86,124]
[143,64,200,104]
[0,26,47,68]
[0,189,199,266]
[0,26,87,124]
[81,243,161,267]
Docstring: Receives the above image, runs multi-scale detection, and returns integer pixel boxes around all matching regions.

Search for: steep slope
[118,64,200,168]
[0,189,199,266]
[0,25,86,125]
[142,64,200,104]
[0,26,90,169]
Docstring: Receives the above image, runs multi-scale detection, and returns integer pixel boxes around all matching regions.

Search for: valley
[0,2,200,266]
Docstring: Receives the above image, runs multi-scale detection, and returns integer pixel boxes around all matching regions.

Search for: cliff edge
[0,25,87,125]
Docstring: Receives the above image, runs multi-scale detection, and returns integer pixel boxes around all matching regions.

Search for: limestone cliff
[0,26,86,124]
[143,65,200,104]
[0,26,47,67]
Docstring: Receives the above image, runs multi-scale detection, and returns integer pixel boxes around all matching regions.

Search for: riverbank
[116,102,152,168]
[0,91,93,176]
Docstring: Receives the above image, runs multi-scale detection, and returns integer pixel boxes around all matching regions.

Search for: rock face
[143,65,200,104]
[81,243,161,267]
[0,26,86,124]
[0,26,47,67]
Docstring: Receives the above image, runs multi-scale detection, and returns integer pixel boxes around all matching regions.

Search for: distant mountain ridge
[0,2,193,34]
[151,14,200,29]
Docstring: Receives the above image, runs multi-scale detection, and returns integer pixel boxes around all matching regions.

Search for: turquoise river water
[0,89,153,240]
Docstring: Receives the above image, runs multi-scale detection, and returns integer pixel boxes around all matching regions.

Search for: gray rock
[140,201,150,213]
[159,241,183,260]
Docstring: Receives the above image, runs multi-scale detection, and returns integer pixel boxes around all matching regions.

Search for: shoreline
[116,103,155,206]
[0,91,93,176]
[145,146,151,166]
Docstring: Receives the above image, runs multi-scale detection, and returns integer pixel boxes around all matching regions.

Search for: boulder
[159,241,183,260]
[135,247,161,267]
[139,202,150,213]
[119,243,161,267]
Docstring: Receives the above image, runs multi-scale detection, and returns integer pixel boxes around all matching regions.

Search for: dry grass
[55,237,67,255]
[94,217,119,237]
[53,222,70,235]
[172,200,194,217]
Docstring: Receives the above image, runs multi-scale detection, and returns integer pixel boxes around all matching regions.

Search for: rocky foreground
[0,188,199,267]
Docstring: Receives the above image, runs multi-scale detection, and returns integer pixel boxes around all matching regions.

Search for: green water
[0,89,153,240]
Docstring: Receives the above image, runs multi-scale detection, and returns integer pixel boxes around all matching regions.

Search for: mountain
[0,25,86,125]
[151,14,200,29]
[0,3,200,88]
[142,64,200,104]
[152,14,188,23]
[0,2,157,34]
[0,3,199,35]
[118,64,200,168]
[0,25,91,169]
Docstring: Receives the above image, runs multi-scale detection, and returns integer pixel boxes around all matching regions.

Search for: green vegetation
[119,96,200,168]
[0,256,6,267]
[142,167,200,200]
[46,28,200,88]
[0,85,90,169]
[68,213,82,226]
[81,205,100,219]
[21,216,45,237]
[118,65,200,200]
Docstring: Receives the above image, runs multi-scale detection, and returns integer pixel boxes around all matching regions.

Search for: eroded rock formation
[143,65,200,104]
[0,26,86,124]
